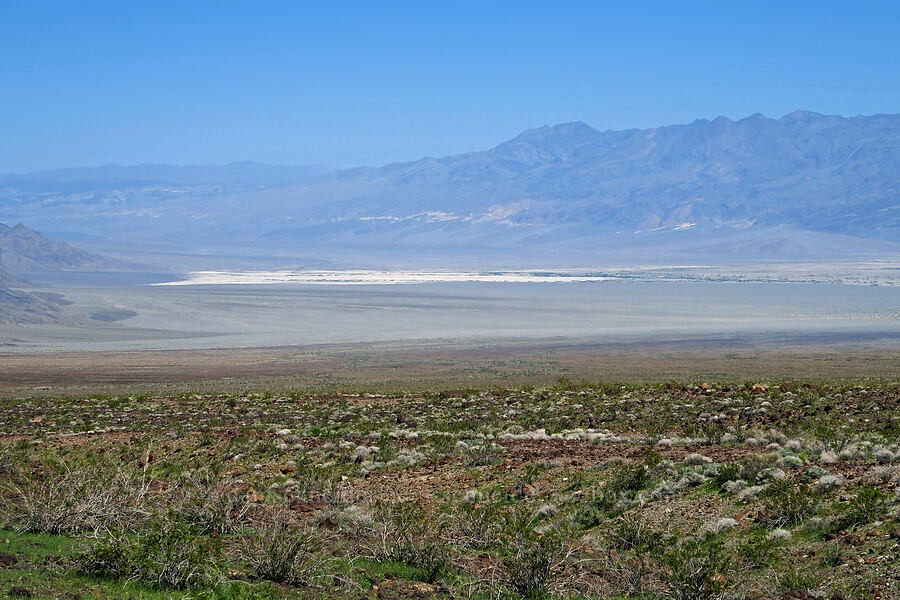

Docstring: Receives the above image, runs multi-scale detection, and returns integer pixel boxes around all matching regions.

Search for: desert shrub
[776,565,817,595]
[811,421,854,453]
[767,528,792,542]
[608,451,661,494]
[817,542,843,567]
[723,479,748,494]
[608,515,664,553]
[289,461,345,505]
[655,537,731,600]
[737,452,780,482]
[813,474,846,493]
[465,443,505,466]
[171,472,252,535]
[239,518,329,585]
[836,486,889,529]
[450,503,503,549]
[758,479,818,528]
[367,503,449,583]
[3,464,150,535]
[572,501,605,529]
[498,529,571,600]
[603,552,656,598]
[76,517,223,590]
[711,463,741,490]
[736,536,781,569]
[376,437,398,463]
[802,465,830,482]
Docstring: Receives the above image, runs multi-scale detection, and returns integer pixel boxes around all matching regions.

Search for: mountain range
[1,110,899,267]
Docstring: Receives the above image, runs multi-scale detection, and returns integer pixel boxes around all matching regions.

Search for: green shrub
[368,503,449,584]
[172,472,252,535]
[711,463,741,490]
[776,565,817,594]
[452,503,503,549]
[239,519,328,585]
[656,537,731,600]
[608,515,664,553]
[572,502,605,529]
[377,437,398,462]
[736,536,781,569]
[608,451,661,493]
[498,530,569,600]
[837,486,889,530]
[76,517,223,589]
[758,479,818,528]
[738,452,780,482]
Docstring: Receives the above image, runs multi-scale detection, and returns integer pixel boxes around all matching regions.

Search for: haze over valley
[1,110,899,357]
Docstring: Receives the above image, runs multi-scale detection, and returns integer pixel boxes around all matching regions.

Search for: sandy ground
[1,277,898,396]
[2,333,898,398]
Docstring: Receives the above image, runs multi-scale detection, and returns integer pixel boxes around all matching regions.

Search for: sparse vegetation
[0,380,898,598]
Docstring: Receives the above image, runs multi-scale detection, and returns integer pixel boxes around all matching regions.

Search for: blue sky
[2,1,899,172]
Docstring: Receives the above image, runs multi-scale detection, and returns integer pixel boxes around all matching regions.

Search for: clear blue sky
[2,1,899,172]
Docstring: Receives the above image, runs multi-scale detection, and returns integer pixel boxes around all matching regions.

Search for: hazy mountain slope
[0,223,114,270]
[0,265,62,325]
[0,283,61,324]
[1,111,898,264]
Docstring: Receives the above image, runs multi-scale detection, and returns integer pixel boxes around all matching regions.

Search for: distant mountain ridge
[1,110,899,265]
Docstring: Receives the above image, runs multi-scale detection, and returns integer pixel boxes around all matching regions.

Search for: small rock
[9,587,31,598]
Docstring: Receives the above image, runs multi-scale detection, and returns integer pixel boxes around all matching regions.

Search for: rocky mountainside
[1,111,898,264]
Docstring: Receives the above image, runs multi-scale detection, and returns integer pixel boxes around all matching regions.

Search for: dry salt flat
[153,270,615,285]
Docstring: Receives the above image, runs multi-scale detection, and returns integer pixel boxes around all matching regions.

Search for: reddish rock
[290,499,330,511]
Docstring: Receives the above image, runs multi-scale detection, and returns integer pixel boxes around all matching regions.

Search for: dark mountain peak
[0,222,112,271]
[781,109,826,122]
[739,112,768,123]
[508,120,599,143]
[491,121,602,163]
[10,222,36,234]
